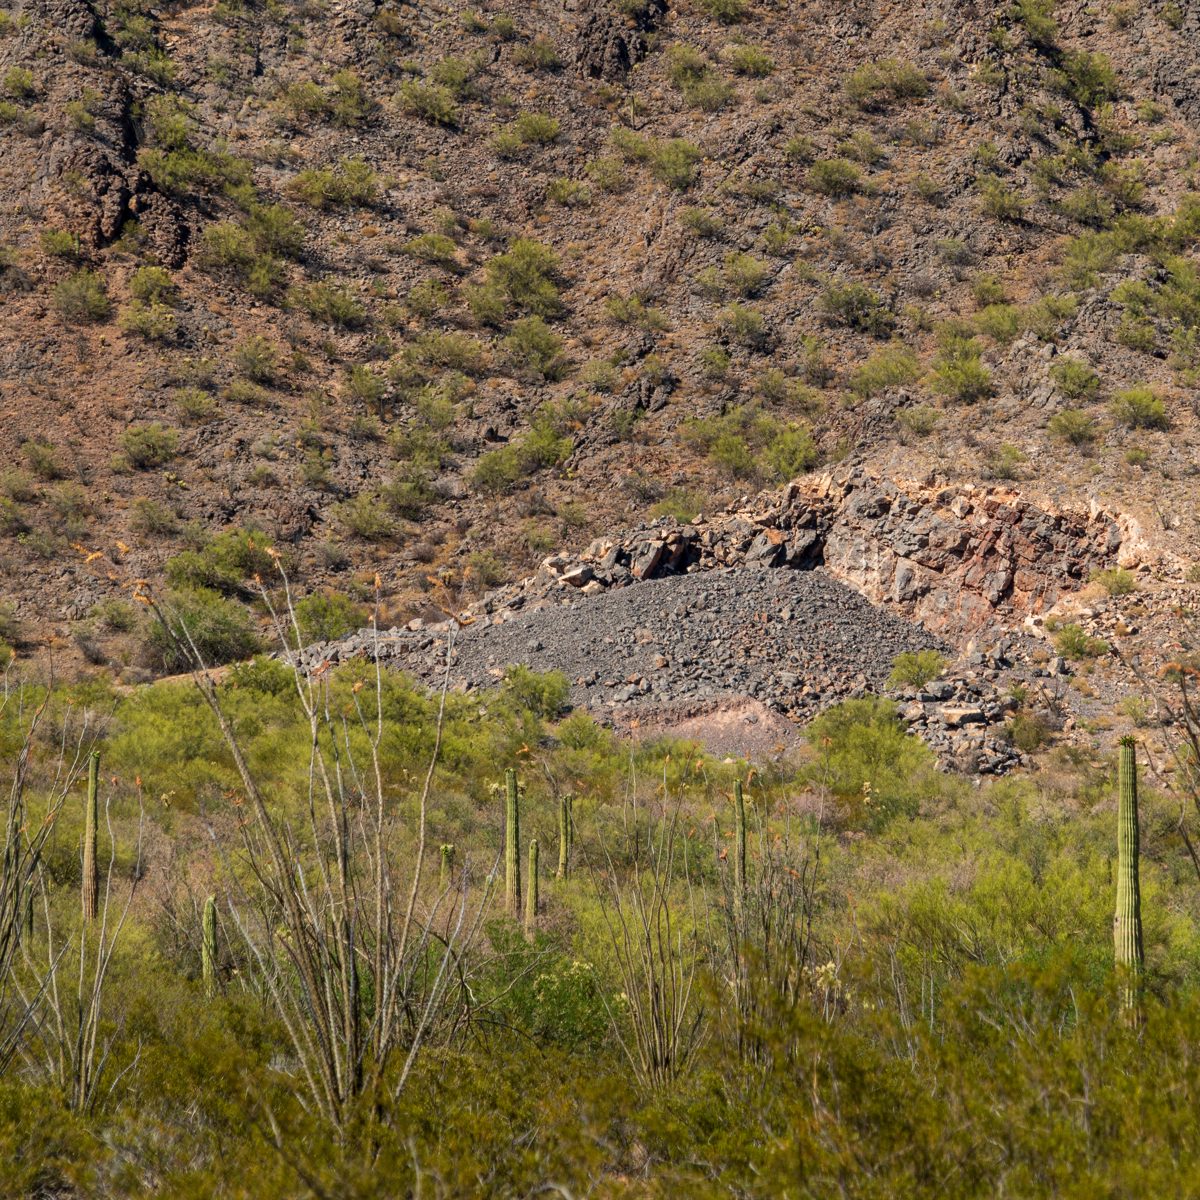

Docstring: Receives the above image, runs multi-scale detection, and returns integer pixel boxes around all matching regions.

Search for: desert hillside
[3,3,1200,1196]
[0,0,1198,672]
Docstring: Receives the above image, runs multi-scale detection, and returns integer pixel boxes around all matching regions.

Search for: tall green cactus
[733,778,747,919]
[505,768,521,917]
[557,794,573,880]
[82,750,100,924]
[202,894,218,999]
[1114,737,1144,1012]
[526,839,539,938]
[439,843,456,890]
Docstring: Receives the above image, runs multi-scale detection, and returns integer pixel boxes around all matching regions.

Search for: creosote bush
[52,269,110,323]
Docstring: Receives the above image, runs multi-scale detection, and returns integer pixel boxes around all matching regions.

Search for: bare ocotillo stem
[82,750,100,924]
[505,769,521,917]
[202,895,218,998]
[733,778,747,920]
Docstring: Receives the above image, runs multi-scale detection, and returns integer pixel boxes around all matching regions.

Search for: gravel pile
[373,566,949,722]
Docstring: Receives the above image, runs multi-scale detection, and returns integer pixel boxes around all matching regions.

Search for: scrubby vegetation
[1,594,1197,1196]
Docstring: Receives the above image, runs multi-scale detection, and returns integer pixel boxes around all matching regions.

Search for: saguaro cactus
[1114,737,1144,1010]
[505,769,521,917]
[733,778,747,919]
[439,843,456,890]
[201,895,218,998]
[557,794,573,879]
[526,839,539,938]
[82,750,100,924]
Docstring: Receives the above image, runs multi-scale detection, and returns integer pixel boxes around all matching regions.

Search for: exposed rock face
[507,470,1133,639]
[804,473,1130,634]
[1153,8,1200,124]
[301,471,1145,774]
[573,0,666,80]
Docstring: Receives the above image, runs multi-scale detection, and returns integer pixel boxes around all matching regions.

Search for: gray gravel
[387,566,948,721]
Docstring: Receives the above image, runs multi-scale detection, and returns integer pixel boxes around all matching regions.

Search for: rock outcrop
[491,469,1133,639]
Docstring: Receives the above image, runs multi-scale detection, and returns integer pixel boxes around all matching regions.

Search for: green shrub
[839,130,885,166]
[649,138,703,189]
[807,158,861,196]
[40,229,81,259]
[129,265,177,304]
[1090,567,1136,596]
[1013,0,1058,47]
[1050,357,1101,400]
[399,82,458,126]
[604,294,669,330]
[585,157,626,193]
[329,70,372,126]
[850,345,920,398]
[335,493,396,541]
[888,649,947,690]
[580,360,618,393]
[806,696,935,829]
[681,73,734,112]
[978,177,1026,221]
[720,302,768,345]
[23,439,63,480]
[513,36,561,70]
[472,404,575,492]
[1047,409,1096,445]
[3,66,35,99]
[289,282,366,328]
[144,586,263,671]
[1006,710,1053,751]
[122,423,178,469]
[504,316,566,380]
[820,282,894,335]
[547,177,590,207]
[844,59,929,109]
[931,332,992,402]
[684,404,817,482]
[198,222,286,297]
[783,134,816,163]
[1111,385,1168,430]
[503,664,570,719]
[120,299,176,340]
[723,252,770,297]
[234,335,279,383]
[1053,622,1109,660]
[293,591,366,644]
[697,0,747,23]
[130,497,179,536]
[288,157,378,208]
[165,528,279,595]
[726,43,772,76]
[1052,50,1119,109]
[493,112,560,157]
[53,269,110,323]
[481,239,561,318]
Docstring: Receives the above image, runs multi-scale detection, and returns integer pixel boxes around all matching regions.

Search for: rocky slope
[298,464,1185,770]
[1,0,1200,670]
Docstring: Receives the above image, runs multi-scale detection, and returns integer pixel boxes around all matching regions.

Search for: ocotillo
[526,839,539,938]
[733,778,747,919]
[1114,737,1144,1012]
[82,750,100,924]
[505,769,521,916]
